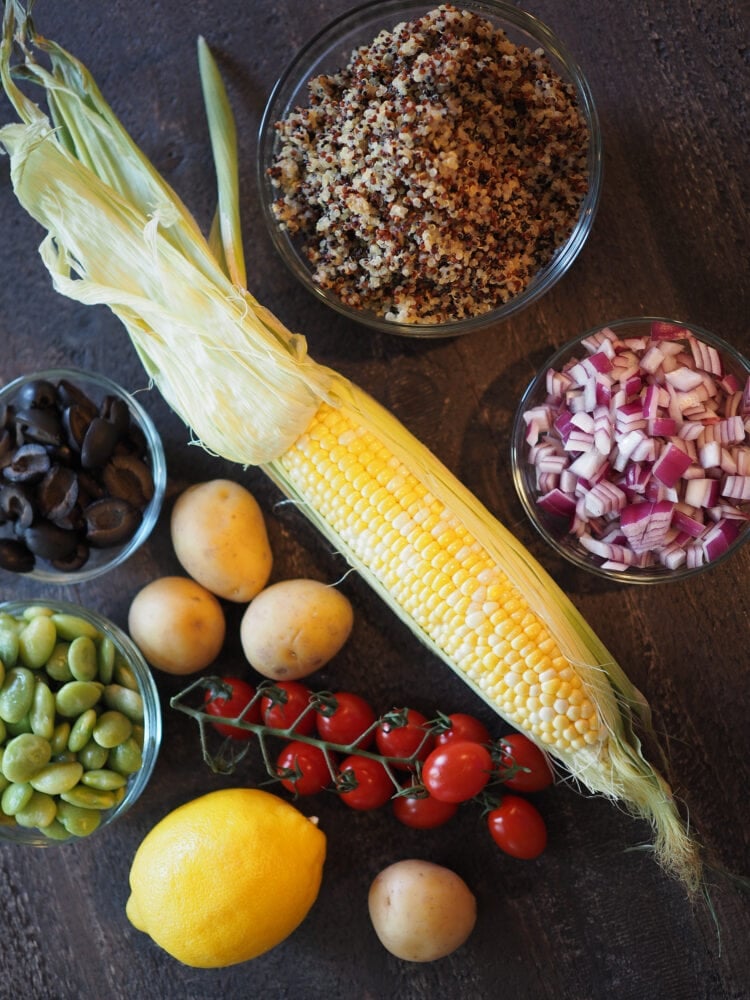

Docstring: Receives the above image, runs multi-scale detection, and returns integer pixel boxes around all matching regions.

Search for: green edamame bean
[67,709,98,754]
[113,655,139,692]
[22,606,54,620]
[55,681,104,718]
[107,737,142,776]
[80,769,127,791]
[44,642,73,683]
[0,667,35,724]
[77,739,109,771]
[30,761,84,795]
[60,785,116,810]
[1,781,34,816]
[1,733,52,783]
[15,790,56,828]
[131,724,145,750]
[97,637,116,685]
[41,819,71,841]
[6,715,32,737]
[68,636,98,682]
[30,680,56,740]
[50,613,100,642]
[50,721,71,756]
[57,800,101,837]
[93,710,132,749]
[0,625,20,672]
[102,684,143,723]
[18,615,58,670]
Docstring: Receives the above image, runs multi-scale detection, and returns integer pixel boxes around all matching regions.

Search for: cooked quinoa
[268,4,590,325]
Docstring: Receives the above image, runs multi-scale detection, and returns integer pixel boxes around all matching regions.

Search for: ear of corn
[0,6,701,892]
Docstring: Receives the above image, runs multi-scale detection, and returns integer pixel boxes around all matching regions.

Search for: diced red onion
[521,324,750,574]
[652,442,693,487]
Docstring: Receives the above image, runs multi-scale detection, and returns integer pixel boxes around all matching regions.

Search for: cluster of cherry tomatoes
[197,675,553,861]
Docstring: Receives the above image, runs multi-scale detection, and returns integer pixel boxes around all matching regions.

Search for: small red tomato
[435,712,492,747]
[260,681,315,735]
[203,677,260,740]
[375,708,434,769]
[421,740,493,803]
[500,733,554,793]
[392,784,459,830]
[337,755,393,811]
[315,691,377,748]
[276,741,333,796]
[487,795,548,859]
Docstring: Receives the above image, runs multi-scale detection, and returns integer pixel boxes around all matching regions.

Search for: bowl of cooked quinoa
[259,0,603,336]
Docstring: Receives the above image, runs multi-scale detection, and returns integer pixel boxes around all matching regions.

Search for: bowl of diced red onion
[511,317,750,582]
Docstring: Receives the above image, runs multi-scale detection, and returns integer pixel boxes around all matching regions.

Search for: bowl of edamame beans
[0,599,162,845]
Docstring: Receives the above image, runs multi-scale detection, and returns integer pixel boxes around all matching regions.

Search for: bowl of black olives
[0,369,166,583]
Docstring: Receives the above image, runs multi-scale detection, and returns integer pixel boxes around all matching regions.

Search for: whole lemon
[126,788,326,968]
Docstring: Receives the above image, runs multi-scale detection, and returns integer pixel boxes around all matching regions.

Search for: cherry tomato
[337,755,393,810]
[435,712,491,747]
[315,691,377,749]
[487,795,547,859]
[375,708,434,769]
[421,740,493,803]
[392,783,459,829]
[260,681,316,735]
[203,677,260,740]
[500,733,554,793]
[276,741,333,796]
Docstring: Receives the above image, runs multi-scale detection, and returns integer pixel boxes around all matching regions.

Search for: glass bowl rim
[510,315,750,585]
[0,366,167,585]
[257,0,604,337]
[0,597,162,845]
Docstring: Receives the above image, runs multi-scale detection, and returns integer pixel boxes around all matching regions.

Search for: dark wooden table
[1,2,748,998]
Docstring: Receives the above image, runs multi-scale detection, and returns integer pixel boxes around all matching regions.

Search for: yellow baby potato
[170,479,273,602]
[240,578,353,680]
[128,576,226,674]
[368,860,477,962]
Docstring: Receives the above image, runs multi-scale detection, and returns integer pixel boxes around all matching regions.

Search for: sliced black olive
[49,502,86,533]
[0,483,35,529]
[77,470,105,504]
[102,454,155,507]
[14,407,64,447]
[56,379,98,417]
[80,416,119,469]
[0,538,35,574]
[62,403,93,452]
[0,430,12,464]
[51,541,90,572]
[21,520,80,561]
[36,465,80,522]
[15,379,57,410]
[100,395,131,438]
[3,443,51,484]
[84,497,142,548]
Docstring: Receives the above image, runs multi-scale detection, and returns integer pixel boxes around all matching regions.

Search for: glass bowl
[258,0,603,337]
[0,598,162,845]
[0,367,167,584]
[511,317,750,584]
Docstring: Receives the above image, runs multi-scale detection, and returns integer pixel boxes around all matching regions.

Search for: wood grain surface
[0,2,748,998]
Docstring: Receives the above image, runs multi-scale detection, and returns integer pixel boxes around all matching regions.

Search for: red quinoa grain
[268,5,590,326]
